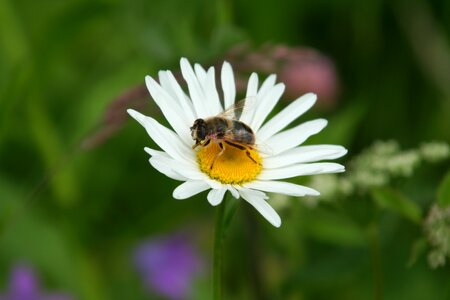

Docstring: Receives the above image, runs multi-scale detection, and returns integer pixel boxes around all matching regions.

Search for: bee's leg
[192,140,200,149]
[224,141,246,150]
[224,141,261,165]
[244,145,261,164]
[193,139,211,149]
[245,150,261,165]
[203,139,211,147]
[210,142,225,170]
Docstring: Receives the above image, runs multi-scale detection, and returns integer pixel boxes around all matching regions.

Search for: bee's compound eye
[191,119,206,140]
[198,126,206,140]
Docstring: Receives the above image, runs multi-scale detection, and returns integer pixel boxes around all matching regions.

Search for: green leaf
[407,238,428,268]
[307,101,367,146]
[371,187,422,223]
[301,209,366,247]
[437,169,450,207]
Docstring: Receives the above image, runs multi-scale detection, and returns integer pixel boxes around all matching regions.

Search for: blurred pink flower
[277,47,339,107]
[225,44,340,109]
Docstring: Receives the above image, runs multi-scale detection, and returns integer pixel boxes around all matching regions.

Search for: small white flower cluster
[307,140,450,202]
[420,141,450,163]
[424,204,450,268]
[352,140,421,183]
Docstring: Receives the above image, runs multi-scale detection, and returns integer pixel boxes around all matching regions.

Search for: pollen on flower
[196,142,262,184]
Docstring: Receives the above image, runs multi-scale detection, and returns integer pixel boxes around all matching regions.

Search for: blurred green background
[1,0,450,299]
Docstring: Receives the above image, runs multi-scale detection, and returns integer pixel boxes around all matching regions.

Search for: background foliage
[1,0,450,299]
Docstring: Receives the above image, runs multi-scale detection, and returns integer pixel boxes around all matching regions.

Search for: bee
[190,100,260,170]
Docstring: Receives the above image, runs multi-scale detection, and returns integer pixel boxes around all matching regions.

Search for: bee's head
[190,118,207,141]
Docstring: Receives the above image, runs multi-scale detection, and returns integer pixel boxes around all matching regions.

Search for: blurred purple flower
[0,264,73,300]
[133,233,203,300]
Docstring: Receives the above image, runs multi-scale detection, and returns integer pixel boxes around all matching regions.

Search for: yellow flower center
[196,142,262,184]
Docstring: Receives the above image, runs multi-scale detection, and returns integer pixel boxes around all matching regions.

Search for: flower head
[128,58,346,227]
[133,233,203,300]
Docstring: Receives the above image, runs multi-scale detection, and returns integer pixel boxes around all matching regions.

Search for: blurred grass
[1,0,450,299]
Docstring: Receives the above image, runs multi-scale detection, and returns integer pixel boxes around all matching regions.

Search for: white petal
[145,147,190,181]
[259,162,345,180]
[194,63,207,81]
[127,109,194,163]
[227,185,240,199]
[244,180,320,196]
[264,145,348,169]
[221,61,236,110]
[180,58,209,118]
[149,157,187,181]
[145,76,192,145]
[241,187,269,199]
[246,73,259,98]
[173,180,210,200]
[144,147,165,157]
[207,188,226,206]
[250,83,285,132]
[239,188,281,227]
[204,67,223,115]
[195,64,222,115]
[158,71,178,103]
[257,93,317,141]
[240,72,259,124]
[149,155,205,181]
[258,74,277,97]
[264,119,328,155]
[165,71,196,121]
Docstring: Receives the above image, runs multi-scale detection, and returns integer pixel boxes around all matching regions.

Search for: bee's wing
[255,142,274,156]
[219,97,256,120]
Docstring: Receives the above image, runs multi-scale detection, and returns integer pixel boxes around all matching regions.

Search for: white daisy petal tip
[317,118,328,129]
[305,92,317,100]
[172,181,210,200]
[273,218,282,228]
[222,60,233,71]
[303,92,317,106]
[127,109,145,123]
[144,75,156,90]
[262,205,281,228]
[238,188,281,227]
[307,189,321,196]
[126,108,138,117]
[172,192,185,200]
[180,57,190,65]
[144,147,152,156]
[207,188,226,206]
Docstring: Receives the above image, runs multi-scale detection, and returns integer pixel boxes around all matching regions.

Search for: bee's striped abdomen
[231,120,255,145]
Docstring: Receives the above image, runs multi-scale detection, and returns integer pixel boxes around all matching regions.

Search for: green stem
[368,223,383,300]
[213,198,226,300]
[213,193,238,299]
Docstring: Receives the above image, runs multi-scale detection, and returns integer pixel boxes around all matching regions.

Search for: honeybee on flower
[128,58,346,227]
[190,99,263,170]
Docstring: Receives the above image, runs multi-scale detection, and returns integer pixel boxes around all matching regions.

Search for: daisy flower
[127,58,346,227]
